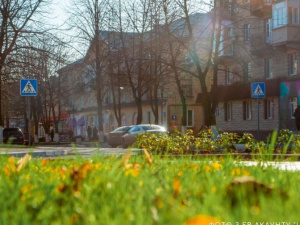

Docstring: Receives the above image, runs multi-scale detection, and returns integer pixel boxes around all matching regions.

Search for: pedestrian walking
[294,105,300,131]
[50,129,55,142]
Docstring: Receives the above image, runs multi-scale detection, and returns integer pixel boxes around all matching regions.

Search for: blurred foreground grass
[0,152,299,225]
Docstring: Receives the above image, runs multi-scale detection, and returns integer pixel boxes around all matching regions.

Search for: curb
[0,150,68,157]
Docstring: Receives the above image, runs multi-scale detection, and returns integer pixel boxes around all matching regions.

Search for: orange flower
[173,178,181,197]
[183,215,220,225]
[205,166,212,172]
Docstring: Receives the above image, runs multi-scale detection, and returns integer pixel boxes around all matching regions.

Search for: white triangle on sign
[22,81,36,93]
[253,84,264,96]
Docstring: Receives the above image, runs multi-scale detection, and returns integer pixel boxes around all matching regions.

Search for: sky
[49,0,70,27]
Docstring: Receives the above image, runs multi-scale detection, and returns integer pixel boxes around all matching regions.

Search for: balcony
[250,34,273,55]
[219,42,235,64]
[250,0,272,17]
[272,25,300,49]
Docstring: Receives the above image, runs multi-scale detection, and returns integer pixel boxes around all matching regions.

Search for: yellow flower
[182,215,220,225]
[178,171,183,177]
[212,162,222,171]
[231,168,250,176]
[242,170,251,176]
[231,168,241,176]
[8,156,16,173]
[124,163,141,177]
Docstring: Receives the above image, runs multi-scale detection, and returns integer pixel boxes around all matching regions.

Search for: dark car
[107,126,132,148]
[24,132,34,146]
[3,128,25,145]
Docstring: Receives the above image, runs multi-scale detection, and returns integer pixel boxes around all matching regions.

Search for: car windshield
[112,126,131,133]
[141,125,152,131]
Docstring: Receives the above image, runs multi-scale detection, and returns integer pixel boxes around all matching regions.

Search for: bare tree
[67,0,111,141]
[115,0,155,124]
[0,0,51,126]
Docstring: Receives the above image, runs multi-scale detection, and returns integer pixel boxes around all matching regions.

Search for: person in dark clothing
[87,126,92,141]
[92,126,98,141]
[294,106,300,131]
[68,129,74,142]
[50,129,55,142]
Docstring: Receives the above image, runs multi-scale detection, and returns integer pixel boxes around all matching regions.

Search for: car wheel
[122,139,127,149]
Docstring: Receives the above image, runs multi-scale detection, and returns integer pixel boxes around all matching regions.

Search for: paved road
[1,145,300,171]
[0,145,141,157]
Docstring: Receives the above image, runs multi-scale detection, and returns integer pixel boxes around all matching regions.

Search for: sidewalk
[0,141,111,157]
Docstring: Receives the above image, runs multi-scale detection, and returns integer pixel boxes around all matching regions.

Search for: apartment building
[212,0,300,138]
[58,17,210,139]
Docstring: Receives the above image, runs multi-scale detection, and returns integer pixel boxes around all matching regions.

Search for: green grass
[0,153,299,225]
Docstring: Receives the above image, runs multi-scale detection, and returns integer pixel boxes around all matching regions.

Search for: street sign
[251,82,265,98]
[20,79,38,96]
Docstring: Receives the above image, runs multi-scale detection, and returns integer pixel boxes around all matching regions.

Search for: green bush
[194,128,218,152]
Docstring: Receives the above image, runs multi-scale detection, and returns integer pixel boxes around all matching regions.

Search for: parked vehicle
[3,128,25,145]
[122,124,167,148]
[24,132,34,146]
[107,126,132,148]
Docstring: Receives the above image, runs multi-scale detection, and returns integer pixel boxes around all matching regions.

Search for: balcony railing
[272,26,300,47]
[250,0,272,17]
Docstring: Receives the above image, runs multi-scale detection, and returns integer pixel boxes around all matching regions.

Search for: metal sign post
[251,82,265,141]
[20,79,38,146]
[28,98,31,146]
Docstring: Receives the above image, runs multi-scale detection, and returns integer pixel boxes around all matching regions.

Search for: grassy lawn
[0,152,299,225]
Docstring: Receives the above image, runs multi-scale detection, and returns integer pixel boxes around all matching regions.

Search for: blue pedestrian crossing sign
[20,79,38,96]
[251,82,265,98]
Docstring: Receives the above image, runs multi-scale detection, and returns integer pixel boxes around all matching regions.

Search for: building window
[224,102,232,121]
[290,97,298,119]
[226,66,233,84]
[244,62,251,81]
[290,6,300,24]
[288,53,298,75]
[264,99,274,119]
[187,110,194,127]
[265,18,272,43]
[273,2,288,28]
[224,26,233,40]
[243,101,252,120]
[244,24,250,42]
[265,58,273,79]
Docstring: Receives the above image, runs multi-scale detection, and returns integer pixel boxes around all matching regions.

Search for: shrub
[217,132,239,151]
[238,133,256,151]
[195,128,218,152]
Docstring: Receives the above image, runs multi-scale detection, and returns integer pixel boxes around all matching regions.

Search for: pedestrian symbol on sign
[22,81,36,94]
[251,82,265,98]
[253,84,263,96]
[20,79,38,96]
